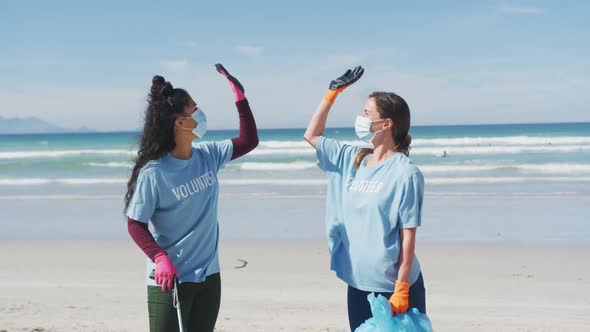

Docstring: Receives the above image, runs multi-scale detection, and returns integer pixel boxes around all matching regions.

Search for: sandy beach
[1,240,589,331]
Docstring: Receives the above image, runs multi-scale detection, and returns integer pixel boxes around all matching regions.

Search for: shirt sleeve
[398,171,425,229]
[230,99,259,160]
[195,139,234,173]
[316,136,358,173]
[127,217,165,262]
[126,170,158,223]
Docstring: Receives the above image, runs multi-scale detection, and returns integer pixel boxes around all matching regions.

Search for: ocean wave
[249,144,590,157]
[0,178,127,185]
[81,161,590,174]
[420,163,590,174]
[3,136,590,161]
[247,148,315,156]
[0,149,136,160]
[0,191,580,200]
[412,136,590,146]
[413,145,590,155]
[259,136,590,149]
[258,140,366,149]
[1,176,590,187]
[0,177,327,186]
[426,176,590,184]
[233,162,590,174]
[85,162,132,168]
[237,162,317,171]
[220,179,328,185]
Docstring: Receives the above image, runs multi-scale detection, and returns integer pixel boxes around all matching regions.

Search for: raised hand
[324,65,364,104]
[329,66,364,91]
[215,63,245,101]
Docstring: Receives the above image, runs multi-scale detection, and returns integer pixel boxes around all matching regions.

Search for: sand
[1,240,589,331]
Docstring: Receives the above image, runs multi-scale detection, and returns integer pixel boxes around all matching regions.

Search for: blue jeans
[347,273,426,331]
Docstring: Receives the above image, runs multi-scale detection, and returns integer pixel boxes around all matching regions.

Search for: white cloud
[160,60,189,71]
[500,4,544,15]
[2,60,588,132]
[236,45,264,56]
[364,66,590,126]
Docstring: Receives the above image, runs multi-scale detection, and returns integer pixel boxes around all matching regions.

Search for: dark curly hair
[124,75,191,212]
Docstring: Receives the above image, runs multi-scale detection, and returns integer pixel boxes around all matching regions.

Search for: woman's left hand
[389,280,410,315]
[215,63,245,101]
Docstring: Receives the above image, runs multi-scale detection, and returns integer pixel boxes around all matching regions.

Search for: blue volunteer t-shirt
[126,140,233,286]
[316,136,424,292]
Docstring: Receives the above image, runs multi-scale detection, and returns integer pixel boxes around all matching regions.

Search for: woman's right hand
[154,252,178,292]
[305,66,364,148]
[324,66,364,104]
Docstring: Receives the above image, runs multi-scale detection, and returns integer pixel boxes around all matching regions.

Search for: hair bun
[150,75,174,100]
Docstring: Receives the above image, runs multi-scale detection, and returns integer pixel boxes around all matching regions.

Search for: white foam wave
[0,178,127,185]
[258,140,365,149]
[0,195,121,200]
[236,162,590,174]
[259,141,311,149]
[222,176,590,185]
[427,176,590,184]
[413,145,590,155]
[247,144,590,157]
[2,176,589,187]
[85,162,132,168]
[0,191,582,200]
[259,136,590,149]
[247,148,314,156]
[0,149,136,160]
[3,136,590,161]
[413,136,590,146]
[420,163,590,174]
[219,179,328,185]
[238,162,317,171]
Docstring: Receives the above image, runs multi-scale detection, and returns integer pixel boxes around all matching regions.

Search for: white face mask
[178,108,208,138]
[354,116,385,144]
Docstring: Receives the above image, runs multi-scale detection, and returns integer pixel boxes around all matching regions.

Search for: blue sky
[1,0,589,131]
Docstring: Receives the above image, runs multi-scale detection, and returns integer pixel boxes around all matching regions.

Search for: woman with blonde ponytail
[304,67,426,331]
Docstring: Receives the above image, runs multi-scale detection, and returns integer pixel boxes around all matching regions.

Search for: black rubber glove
[329,66,364,90]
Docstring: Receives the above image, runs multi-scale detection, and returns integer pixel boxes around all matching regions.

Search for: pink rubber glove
[154,252,177,292]
[215,63,246,101]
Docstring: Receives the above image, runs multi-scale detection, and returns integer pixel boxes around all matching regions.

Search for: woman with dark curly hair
[125,64,258,332]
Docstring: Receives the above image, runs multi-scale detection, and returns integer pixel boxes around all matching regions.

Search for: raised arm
[215,63,259,159]
[304,66,364,149]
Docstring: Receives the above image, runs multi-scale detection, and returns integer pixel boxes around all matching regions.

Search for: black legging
[347,273,426,331]
[147,273,221,332]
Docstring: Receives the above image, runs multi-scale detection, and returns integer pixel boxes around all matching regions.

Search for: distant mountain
[0,116,95,134]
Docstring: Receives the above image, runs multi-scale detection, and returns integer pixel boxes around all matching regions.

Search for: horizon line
[1,121,590,136]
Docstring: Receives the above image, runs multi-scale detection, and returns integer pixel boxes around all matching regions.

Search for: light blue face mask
[355,116,385,144]
[179,108,208,138]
